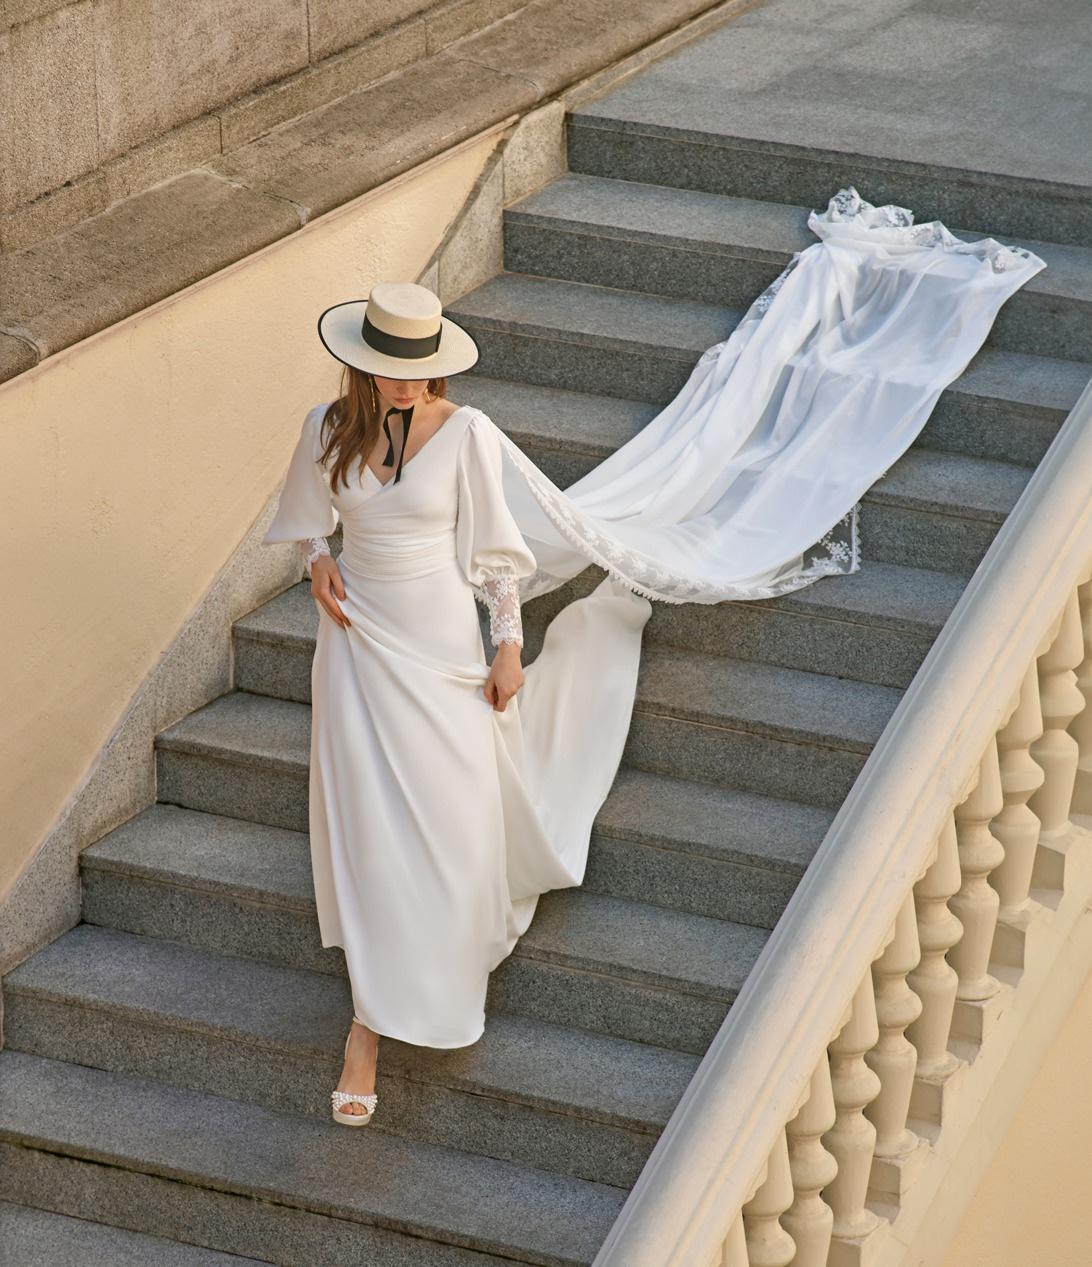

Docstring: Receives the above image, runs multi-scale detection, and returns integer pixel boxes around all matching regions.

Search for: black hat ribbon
[381,404,414,484]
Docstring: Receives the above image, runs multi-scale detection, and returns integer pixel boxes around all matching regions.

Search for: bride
[261,188,1045,1125]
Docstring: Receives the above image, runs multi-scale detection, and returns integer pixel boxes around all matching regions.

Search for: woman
[263,281,653,1125]
[263,190,1045,1125]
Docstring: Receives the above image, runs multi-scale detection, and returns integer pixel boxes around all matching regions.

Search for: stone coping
[0,0,755,388]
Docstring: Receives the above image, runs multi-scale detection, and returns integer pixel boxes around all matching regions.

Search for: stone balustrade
[593,375,1092,1267]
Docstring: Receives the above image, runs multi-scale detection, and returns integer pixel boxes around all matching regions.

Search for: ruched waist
[340,527,459,580]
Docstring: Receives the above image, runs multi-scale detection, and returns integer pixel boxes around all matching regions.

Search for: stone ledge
[0,333,36,381]
[210,50,538,221]
[0,0,747,387]
[0,172,301,367]
[0,0,530,251]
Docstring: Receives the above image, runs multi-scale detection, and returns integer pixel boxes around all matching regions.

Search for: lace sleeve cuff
[480,572,523,648]
[298,537,332,568]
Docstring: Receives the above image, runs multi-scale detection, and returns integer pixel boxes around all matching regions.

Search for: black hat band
[362,311,442,359]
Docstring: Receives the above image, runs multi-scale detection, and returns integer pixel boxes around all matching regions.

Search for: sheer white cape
[492,187,1046,609]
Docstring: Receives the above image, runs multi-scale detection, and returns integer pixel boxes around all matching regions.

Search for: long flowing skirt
[309,552,650,1046]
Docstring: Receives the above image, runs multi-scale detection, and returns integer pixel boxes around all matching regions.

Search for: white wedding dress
[262,189,1046,1047]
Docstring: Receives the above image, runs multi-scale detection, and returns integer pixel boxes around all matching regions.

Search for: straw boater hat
[316,281,481,484]
[317,281,480,380]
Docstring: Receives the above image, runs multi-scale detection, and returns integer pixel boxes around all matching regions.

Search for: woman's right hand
[311,554,352,629]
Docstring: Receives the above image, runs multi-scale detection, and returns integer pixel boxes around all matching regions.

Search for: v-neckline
[363,404,470,490]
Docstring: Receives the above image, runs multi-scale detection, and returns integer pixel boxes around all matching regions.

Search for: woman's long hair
[318,365,448,494]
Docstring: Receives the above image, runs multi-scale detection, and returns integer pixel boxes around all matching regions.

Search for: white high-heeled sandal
[331,1029,378,1126]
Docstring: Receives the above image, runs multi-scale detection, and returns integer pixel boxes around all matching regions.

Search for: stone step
[82,801,768,1055]
[158,648,899,818]
[445,276,1035,576]
[626,647,898,808]
[0,1199,272,1266]
[0,1050,624,1266]
[2,923,702,1189]
[504,173,1092,363]
[564,22,1091,249]
[84,769,827,944]
[239,472,968,700]
[239,540,961,696]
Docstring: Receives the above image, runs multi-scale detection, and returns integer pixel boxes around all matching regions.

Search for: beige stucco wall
[0,130,501,900]
[938,955,1092,1267]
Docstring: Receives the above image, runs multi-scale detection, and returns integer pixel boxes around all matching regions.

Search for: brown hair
[318,364,449,493]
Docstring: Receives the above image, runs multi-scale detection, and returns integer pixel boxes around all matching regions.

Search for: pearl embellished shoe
[331,1029,378,1126]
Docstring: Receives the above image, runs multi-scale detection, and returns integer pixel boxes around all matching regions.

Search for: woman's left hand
[483,643,524,712]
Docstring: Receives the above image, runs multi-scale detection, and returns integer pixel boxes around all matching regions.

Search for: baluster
[743,1128,796,1267]
[948,738,1005,1001]
[1070,578,1092,815]
[907,817,963,1076]
[783,1057,837,1266]
[990,662,1046,916]
[1028,588,1086,839]
[865,893,923,1159]
[822,974,881,1242]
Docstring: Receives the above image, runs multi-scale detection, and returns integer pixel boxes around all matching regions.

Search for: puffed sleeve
[455,410,538,648]
[262,404,340,545]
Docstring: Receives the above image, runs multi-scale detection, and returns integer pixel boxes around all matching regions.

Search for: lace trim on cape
[500,430,862,606]
[813,187,1036,273]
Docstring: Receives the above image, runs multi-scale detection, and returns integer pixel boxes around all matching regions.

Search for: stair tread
[88,770,830,900]
[448,271,743,359]
[162,647,902,761]
[518,887,766,999]
[637,646,901,753]
[83,799,768,1000]
[508,171,1092,307]
[238,551,962,654]
[869,447,1028,522]
[4,923,699,1131]
[567,10,1090,191]
[0,1199,271,1266]
[0,1050,624,1264]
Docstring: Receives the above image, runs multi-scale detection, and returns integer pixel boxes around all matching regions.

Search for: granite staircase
[2,54,1089,1267]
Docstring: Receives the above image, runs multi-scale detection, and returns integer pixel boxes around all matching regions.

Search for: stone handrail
[593,371,1092,1267]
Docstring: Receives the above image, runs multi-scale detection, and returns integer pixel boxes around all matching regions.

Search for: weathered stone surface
[2,1,73,29]
[217,20,426,153]
[309,0,436,62]
[0,170,108,254]
[0,172,299,362]
[501,99,567,204]
[93,0,309,161]
[0,332,39,379]
[425,0,531,55]
[102,115,224,208]
[2,0,728,383]
[444,0,727,97]
[0,6,98,210]
[0,115,224,254]
[209,49,537,219]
